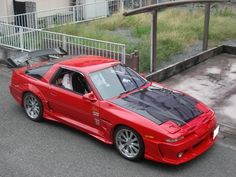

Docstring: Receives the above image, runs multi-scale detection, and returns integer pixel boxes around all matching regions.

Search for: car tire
[23,92,43,122]
[114,126,144,161]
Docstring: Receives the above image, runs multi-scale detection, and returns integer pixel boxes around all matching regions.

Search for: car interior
[53,68,90,95]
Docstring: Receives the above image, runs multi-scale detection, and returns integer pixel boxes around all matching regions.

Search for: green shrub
[49,6,236,72]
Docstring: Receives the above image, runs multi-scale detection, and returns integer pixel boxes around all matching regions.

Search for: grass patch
[50,6,236,72]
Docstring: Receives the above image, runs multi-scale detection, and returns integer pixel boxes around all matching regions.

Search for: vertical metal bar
[113,45,115,59]
[150,10,157,72]
[20,15,22,26]
[27,30,29,50]
[29,30,32,50]
[9,26,12,47]
[106,43,108,58]
[19,27,24,50]
[85,40,87,55]
[83,39,85,55]
[73,6,76,22]
[203,3,210,51]
[72,37,74,55]
[35,12,38,29]
[27,14,30,28]
[76,37,79,55]
[98,42,101,56]
[37,30,40,50]
[122,44,126,64]
[24,15,26,27]
[53,33,56,48]
[91,40,93,55]
[50,32,53,48]
[35,30,38,50]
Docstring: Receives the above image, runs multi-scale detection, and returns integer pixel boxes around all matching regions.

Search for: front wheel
[23,93,43,122]
[115,126,144,161]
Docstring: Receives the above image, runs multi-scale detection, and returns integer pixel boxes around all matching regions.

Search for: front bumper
[144,117,219,165]
[158,126,218,165]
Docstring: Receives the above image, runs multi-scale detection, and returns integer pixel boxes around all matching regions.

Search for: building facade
[0,0,74,17]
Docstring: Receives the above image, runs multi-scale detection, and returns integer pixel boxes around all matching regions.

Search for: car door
[48,68,100,134]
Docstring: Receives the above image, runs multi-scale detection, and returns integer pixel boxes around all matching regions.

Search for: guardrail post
[73,6,76,22]
[19,27,24,51]
[150,10,157,72]
[34,12,38,29]
[62,35,67,53]
[121,44,126,64]
[203,3,210,51]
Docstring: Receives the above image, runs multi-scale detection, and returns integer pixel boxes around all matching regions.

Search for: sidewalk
[162,53,236,134]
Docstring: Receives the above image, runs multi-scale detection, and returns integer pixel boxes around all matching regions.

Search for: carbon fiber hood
[111,84,202,126]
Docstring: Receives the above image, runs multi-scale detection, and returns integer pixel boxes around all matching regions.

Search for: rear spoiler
[7,48,67,68]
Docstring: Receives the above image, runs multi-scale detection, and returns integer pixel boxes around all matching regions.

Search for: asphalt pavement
[1,65,236,177]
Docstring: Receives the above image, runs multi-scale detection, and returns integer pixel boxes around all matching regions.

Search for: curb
[219,123,236,136]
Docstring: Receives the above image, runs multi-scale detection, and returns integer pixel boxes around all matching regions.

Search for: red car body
[9,55,219,165]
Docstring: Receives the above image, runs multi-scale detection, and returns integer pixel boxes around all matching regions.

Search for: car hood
[110,83,202,126]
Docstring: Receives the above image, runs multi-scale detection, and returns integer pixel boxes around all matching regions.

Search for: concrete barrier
[146,45,236,82]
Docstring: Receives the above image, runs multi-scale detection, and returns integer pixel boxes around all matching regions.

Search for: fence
[0,0,176,29]
[0,23,126,63]
[0,0,121,29]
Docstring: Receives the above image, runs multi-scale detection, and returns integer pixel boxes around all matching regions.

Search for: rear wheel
[23,93,43,122]
[115,126,144,161]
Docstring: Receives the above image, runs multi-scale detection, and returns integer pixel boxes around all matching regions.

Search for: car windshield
[89,64,148,99]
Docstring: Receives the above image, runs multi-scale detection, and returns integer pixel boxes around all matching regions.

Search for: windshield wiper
[119,81,150,98]
[119,88,137,98]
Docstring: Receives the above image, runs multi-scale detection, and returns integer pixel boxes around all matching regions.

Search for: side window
[51,68,91,95]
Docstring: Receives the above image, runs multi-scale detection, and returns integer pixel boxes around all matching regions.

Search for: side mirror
[83,92,97,102]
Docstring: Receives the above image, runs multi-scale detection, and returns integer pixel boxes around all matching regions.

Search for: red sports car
[9,48,219,165]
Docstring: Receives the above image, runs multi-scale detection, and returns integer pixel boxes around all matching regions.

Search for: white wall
[0,0,71,17]
[16,0,71,11]
[0,0,14,17]
[83,0,108,20]
[0,0,8,17]
[0,0,107,19]
[0,0,105,17]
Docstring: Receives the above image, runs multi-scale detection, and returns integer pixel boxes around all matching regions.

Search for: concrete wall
[146,45,236,82]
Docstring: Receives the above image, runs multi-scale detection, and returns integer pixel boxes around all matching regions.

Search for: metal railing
[0,0,176,29]
[0,0,120,29]
[0,23,126,63]
[122,0,178,11]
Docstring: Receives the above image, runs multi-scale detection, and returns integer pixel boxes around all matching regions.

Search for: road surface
[0,64,236,177]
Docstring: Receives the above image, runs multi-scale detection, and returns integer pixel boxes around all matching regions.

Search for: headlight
[165,136,184,143]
